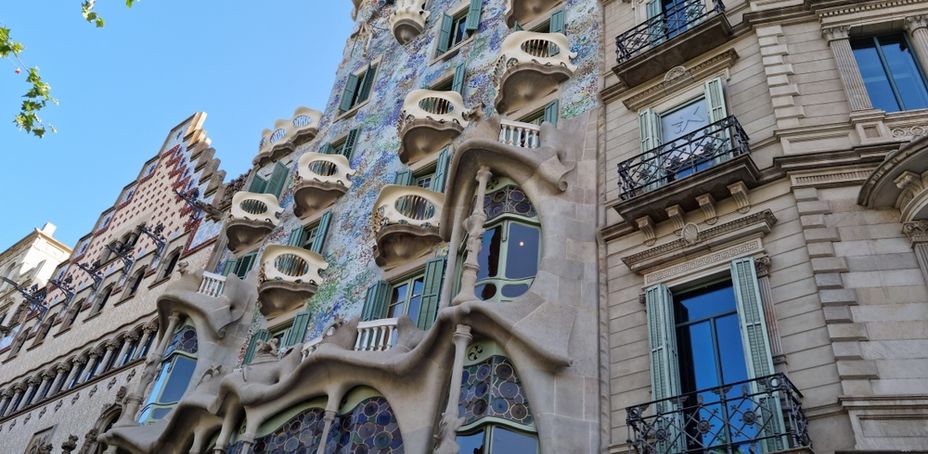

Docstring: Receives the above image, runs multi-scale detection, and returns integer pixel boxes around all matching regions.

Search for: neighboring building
[602,0,928,453]
[0,113,227,453]
[0,223,72,350]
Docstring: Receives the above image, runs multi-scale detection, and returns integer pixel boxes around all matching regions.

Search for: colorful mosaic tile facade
[459,355,534,427]
[325,396,404,453]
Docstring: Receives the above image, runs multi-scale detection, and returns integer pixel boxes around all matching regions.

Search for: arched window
[91,286,114,315]
[138,323,198,423]
[127,270,146,298]
[229,398,328,453]
[461,178,541,303]
[160,251,181,280]
[61,299,85,331]
[120,335,140,366]
[455,340,539,453]
[326,387,404,452]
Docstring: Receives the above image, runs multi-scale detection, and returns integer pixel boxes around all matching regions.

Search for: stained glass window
[249,407,327,454]
[325,396,404,453]
[138,322,198,423]
[459,355,534,427]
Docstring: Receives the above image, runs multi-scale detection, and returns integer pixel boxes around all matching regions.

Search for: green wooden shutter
[452,62,466,94]
[464,0,483,32]
[730,256,785,450]
[437,14,453,54]
[265,162,290,198]
[417,257,446,330]
[393,170,414,186]
[248,175,268,193]
[704,77,728,123]
[319,143,334,155]
[288,227,305,247]
[550,9,565,34]
[236,253,257,279]
[284,313,311,348]
[244,329,270,364]
[430,148,451,193]
[340,73,360,112]
[513,21,523,31]
[361,281,391,321]
[221,259,238,277]
[310,211,332,254]
[644,284,680,402]
[342,129,360,160]
[357,65,376,104]
[543,100,559,126]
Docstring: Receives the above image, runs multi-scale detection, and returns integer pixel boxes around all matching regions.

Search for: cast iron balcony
[258,245,327,318]
[292,152,355,218]
[390,0,429,44]
[496,31,576,114]
[626,374,811,454]
[254,107,323,167]
[398,89,471,165]
[372,185,444,268]
[613,116,758,224]
[225,192,283,253]
[613,0,732,88]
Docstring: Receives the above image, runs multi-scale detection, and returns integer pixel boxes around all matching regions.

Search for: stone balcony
[225,192,283,253]
[495,31,576,114]
[498,119,542,149]
[389,0,429,45]
[398,89,471,165]
[254,107,323,167]
[292,152,355,218]
[612,0,732,88]
[257,245,327,318]
[504,0,561,27]
[372,185,444,268]
[354,318,399,352]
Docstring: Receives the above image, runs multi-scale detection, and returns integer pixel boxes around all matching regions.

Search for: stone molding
[643,240,765,286]
[789,166,875,189]
[619,49,740,110]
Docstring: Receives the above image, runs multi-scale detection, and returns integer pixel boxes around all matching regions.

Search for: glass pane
[878,35,928,111]
[490,426,537,454]
[675,283,737,323]
[388,283,408,317]
[677,320,719,393]
[715,313,748,385]
[451,15,468,47]
[477,226,502,280]
[501,284,530,298]
[407,278,425,322]
[476,283,497,301]
[158,356,196,404]
[505,223,540,280]
[853,38,901,112]
[457,432,486,454]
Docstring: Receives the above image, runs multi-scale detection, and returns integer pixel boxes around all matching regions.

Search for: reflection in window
[138,323,198,423]
[852,34,928,113]
[389,274,425,323]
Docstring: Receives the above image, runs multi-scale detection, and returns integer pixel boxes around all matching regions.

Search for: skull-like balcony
[495,31,576,114]
[225,192,283,253]
[258,245,328,318]
[398,89,471,165]
[254,107,323,167]
[504,0,562,28]
[390,0,429,45]
[373,185,444,268]
[293,152,356,218]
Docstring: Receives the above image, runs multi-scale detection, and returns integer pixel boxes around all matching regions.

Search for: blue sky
[0,1,354,248]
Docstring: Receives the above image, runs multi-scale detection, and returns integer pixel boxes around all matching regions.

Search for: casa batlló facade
[4,0,928,453]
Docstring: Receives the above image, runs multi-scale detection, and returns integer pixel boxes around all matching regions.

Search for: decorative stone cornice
[904,14,928,32]
[904,220,928,243]
[620,49,739,109]
[821,25,850,42]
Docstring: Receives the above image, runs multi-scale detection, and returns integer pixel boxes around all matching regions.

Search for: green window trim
[437,14,455,55]
[394,170,414,186]
[361,281,392,321]
[244,328,270,364]
[340,73,360,113]
[311,211,333,254]
[452,62,466,94]
[387,273,426,322]
[248,175,268,193]
[340,65,376,112]
[464,0,483,32]
[549,9,565,34]
[418,257,446,330]
[225,253,257,279]
[284,312,312,348]
[265,162,290,198]
[430,147,451,193]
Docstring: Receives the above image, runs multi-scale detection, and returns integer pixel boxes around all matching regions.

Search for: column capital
[903,220,928,243]
[905,15,928,33]
[56,362,70,373]
[0,389,10,398]
[822,25,851,42]
[40,370,54,380]
[124,331,141,342]
[26,376,39,386]
[12,382,24,392]
[104,340,119,350]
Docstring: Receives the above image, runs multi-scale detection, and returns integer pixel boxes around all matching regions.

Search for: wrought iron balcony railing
[626,374,811,454]
[616,115,749,200]
[615,0,725,64]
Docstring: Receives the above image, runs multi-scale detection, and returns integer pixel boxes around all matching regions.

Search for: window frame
[387,272,426,320]
[851,32,928,113]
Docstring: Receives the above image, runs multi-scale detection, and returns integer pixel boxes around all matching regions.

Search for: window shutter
[221,259,238,277]
[417,257,446,330]
[393,170,414,186]
[464,0,483,32]
[430,148,451,193]
[704,77,728,123]
[340,73,360,112]
[319,143,334,155]
[543,100,560,126]
[265,162,290,198]
[646,0,661,18]
[639,108,660,152]
[357,65,376,104]
[237,253,257,279]
[437,14,453,54]
[343,129,360,160]
[452,62,466,94]
[310,211,332,254]
[644,284,680,402]
[550,9,566,34]
[288,227,305,247]
[361,281,391,321]
[248,175,268,193]
[513,21,523,31]
[284,313,311,348]
[244,329,270,364]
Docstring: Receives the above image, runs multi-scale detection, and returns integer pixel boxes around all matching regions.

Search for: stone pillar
[0,390,10,416]
[904,220,928,284]
[905,16,928,76]
[117,312,180,427]
[135,326,156,360]
[64,358,85,390]
[4,386,23,416]
[824,25,872,111]
[98,341,118,374]
[116,333,136,367]
[35,371,52,401]
[439,205,465,310]
[50,363,69,396]
[434,324,473,454]
[213,409,239,453]
[452,166,492,306]
[16,377,37,411]
[80,351,101,383]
